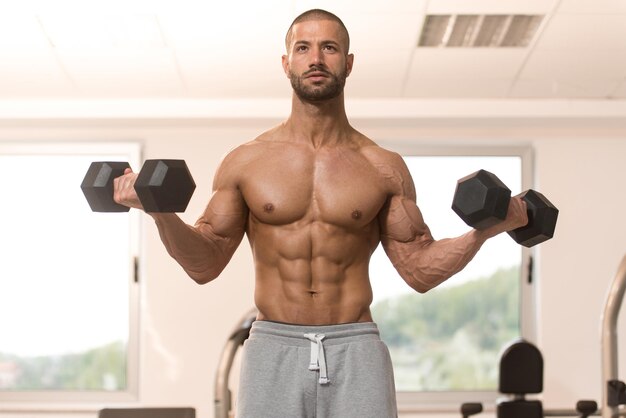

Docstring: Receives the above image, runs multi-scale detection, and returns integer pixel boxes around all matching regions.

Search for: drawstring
[304,333,330,385]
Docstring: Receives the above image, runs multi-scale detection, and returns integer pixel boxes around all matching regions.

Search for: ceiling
[1,0,625,101]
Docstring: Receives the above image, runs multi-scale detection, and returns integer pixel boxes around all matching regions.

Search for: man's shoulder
[221,127,281,162]
[355,137,413,195]
[357,138,405,168]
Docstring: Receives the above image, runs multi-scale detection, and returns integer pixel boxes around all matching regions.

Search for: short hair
[285,9,350,52]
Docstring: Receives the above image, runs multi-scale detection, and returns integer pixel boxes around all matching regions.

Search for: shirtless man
[113,9,528,418]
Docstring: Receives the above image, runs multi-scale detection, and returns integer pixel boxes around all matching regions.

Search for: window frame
[374,142,536,412]
[0,141,141,405]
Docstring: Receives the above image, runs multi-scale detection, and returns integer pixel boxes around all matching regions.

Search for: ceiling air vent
[418,14,544,48]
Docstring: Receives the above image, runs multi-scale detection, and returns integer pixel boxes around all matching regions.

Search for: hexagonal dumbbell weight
[451,169,512,230]
[81,159,196,213]
[81,161,132,212]
[506,189,559,248]
[452,169,559,248]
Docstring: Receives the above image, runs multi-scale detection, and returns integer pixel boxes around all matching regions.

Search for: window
[0,142,140,402]
[369,146,533,408]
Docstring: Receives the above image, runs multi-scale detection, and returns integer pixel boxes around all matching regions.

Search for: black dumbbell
[81,159,196,213]
[451,169,559,248]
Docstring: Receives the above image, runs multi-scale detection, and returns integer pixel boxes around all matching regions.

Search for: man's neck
[285,93,352,148]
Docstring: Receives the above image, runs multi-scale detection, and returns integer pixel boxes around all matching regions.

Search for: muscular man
[114,9,528,418]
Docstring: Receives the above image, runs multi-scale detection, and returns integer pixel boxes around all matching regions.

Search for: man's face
[282,19,354,102]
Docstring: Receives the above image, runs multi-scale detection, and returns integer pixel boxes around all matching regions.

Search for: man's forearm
[385,229,490,293]
[150,213,240,284]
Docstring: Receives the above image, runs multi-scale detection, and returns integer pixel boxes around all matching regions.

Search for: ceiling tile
[0,14,50,50]
[519,49,626,82]
[404,77,512,98]
[38,13,166,49]
[346,49,413,97]
[558,0,626,14]
[426,0,553,14]
[0,50,74,97]
[158,8,291,51]
[174,46,290,98]
[294,0,425,14]
[55,49,184,97]
[510,78,620,98]
[345,13,423,51]
[409,49,528,79]
[534,14,626,50]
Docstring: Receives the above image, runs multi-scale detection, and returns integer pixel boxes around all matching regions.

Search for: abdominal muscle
[249,220,378,325]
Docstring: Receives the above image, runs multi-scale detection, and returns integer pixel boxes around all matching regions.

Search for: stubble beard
[290,66,347,102]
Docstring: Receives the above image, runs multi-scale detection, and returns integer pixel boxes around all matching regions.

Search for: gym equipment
[452,169,511,230]
[506,190,559,248]
[601,254,626,418]
[460,339,598,417]
[81,159,196,213]
[214,308,258,418]
[452,169,559,247]
[462,403,483,418]
[81,161,131,212]
[98,408,195,418]
[496,340,544,418]
[460,253,626,418]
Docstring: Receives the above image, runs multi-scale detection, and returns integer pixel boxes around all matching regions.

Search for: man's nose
[310,47,324,65]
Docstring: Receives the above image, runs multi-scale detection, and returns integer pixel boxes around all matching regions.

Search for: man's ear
[346,53,354,77]
[282,55,290,78]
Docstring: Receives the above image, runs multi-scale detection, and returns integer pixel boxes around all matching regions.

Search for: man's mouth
[305,71,329,79]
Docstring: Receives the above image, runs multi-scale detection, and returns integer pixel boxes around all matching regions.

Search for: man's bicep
[380,195,431,244]
[195,146,249,241]
[195,187,248,242]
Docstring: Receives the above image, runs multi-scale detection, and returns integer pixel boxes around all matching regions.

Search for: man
[113,9,528,418]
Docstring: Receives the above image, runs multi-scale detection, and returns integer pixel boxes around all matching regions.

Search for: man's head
[285,9,350,53]
[282,9,354,103]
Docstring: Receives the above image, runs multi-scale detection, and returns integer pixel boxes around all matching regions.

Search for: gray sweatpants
[236,320,398,418]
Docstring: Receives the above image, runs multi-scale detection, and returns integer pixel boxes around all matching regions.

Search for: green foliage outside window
[0,341,126,391]
[372,266,520,391]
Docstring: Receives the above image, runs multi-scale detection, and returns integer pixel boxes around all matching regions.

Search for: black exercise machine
[462,253,626,418]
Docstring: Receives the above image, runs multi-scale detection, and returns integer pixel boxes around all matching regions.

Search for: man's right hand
[113,168,145,211]
[482,196,528,239]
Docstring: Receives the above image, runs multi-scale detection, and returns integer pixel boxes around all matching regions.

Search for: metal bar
[214,308,258,418]
[601,254,626,418]
[544,409,600,416]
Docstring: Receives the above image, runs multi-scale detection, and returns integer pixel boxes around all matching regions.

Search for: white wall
[0,101,625,418]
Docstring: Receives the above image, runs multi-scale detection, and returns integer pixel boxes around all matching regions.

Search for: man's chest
[239,149,389,227]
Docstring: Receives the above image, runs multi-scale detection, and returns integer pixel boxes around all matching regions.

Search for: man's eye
[296,46,308,52]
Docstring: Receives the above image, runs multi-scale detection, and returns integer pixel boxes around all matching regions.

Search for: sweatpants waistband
[248,320,381,348]
[248,320,382,385]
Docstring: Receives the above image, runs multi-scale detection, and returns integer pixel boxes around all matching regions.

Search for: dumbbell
[81,160,196,213]
[451,169,559,248]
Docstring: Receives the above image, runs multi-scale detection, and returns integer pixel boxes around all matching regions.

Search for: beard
[289,65,347,102]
